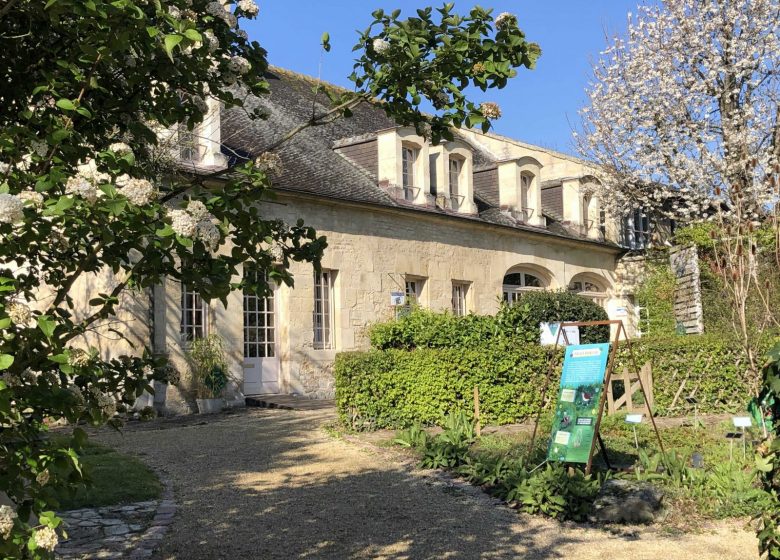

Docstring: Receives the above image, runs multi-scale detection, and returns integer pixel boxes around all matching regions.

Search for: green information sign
[547,343,611,464]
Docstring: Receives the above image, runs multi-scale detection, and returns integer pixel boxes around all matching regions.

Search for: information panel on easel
[547,343,611,464]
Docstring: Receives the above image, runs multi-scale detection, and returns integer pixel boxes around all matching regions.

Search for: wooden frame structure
[529,320,665,474]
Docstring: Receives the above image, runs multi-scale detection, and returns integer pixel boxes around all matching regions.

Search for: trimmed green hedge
[335,343,555,430]
[369,291,609,350]
[336,335,755,431]
[621,335,753,415]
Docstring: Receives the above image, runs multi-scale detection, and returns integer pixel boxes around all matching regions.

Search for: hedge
[336,335,755,431]
[620,335,753,415]
[335,343,554,430]
[369,291,609,350]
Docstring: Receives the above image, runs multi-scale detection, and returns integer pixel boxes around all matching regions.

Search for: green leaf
[164,34,184,60]
[184,28,202,42]
[37,315,56,340]
[0,354,13,371]
[56,98,77,111]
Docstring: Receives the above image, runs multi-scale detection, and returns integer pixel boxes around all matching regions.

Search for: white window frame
[401,146,418,201]
[452,282,469,316]
[180,284,207,341]
[502,271,545,305]
[313,269,336,350]
[623,208,651,250]
[568,279,607,309]
[243,268,276,359]
[404,278,423,306]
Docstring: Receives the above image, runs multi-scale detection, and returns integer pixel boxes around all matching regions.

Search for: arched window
[568,275,608,309]
[582,193,592,232]
[502,270,546,305]
[401,143,420,201]
[448,155,465,209]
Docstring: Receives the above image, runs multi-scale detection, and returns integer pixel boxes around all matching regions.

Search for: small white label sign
[390,291,405,306]
[732,416,752,428]
[625,414,643,424]
[540,323,580,346]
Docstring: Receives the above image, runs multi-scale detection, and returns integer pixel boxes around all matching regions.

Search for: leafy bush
[495,291,609,344]
[419,411,476,469]
[335,342,555,430]
[619,335,753,415]
[368,291,609,350]
[508,464,601,521]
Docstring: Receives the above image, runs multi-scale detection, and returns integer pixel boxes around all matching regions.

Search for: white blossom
[206,1,236,27]
[254,152,283,175]
[228,55,251,76]
[168,5,181,19]
[237,0,259,17]
[480,102,502,119]
[18,191,44,207]
[7,302,31,326]
[494,12,517,30]
[0,505,17,539]
[169,208,198,237]
[109,142,133,156]
[89,386,116,417]
[117,176,157,206]
[195,218,221,251]
[0,193,24,224]
[34,526,58,552]
[65,176,98,204]
[372,38,391,54]
[203,30,219,52]
[186,200,209,220]
[577,0,780,223]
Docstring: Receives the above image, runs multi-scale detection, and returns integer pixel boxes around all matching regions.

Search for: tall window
[178,123,199,162]
[405,278,423,306]
[313,270,335,349]
[448,157,462,197]
[452,282,469,316]
[401,146,418,201]
[502,271,544,304]
[582,194,593,232]
[599,208,607,238]
[180,284,207,341]
[520,173,532,219]
[244,268,275,359]
[623,209,650,249]
[568,278,607,309]
[429,153,439,196]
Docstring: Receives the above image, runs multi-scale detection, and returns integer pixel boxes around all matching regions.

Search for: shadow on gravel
[96,410,671,560]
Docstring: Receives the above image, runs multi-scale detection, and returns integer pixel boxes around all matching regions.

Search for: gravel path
[95,408,759,560]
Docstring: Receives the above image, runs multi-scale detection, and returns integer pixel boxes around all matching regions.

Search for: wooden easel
[528,320,665,475]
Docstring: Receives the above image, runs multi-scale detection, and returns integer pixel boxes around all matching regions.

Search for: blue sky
[244,1,641,155]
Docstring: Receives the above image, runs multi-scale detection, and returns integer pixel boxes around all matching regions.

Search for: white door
[243,270,280,395]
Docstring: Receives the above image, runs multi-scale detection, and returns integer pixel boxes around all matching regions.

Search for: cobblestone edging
[57,476,176,559]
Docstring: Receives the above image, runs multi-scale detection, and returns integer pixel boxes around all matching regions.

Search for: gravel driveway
[95,408,759,560]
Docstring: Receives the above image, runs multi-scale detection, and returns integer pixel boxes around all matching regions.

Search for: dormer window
[401,145,418,201]
[448,157,461,197]
[519,172,534,221]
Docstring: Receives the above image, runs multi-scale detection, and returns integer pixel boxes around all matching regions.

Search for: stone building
[143,68,656,411]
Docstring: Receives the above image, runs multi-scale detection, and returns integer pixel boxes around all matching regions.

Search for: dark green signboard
[547,343,611,464]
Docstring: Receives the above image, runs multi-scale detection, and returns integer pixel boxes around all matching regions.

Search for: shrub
[619,335,753,415]
[335,342,555,430]
[368,291,609,350]
[495,291,609,344]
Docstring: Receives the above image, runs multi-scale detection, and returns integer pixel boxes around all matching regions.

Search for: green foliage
[419,411,476,469]
[335,342,554,430]
[634,261,677,337]
[510,464,600,521]
[757,342,780,558]
[619,335,752,415]
[187,334,229,399]
[368,291,609,350]
[352,6,541,143]
[1,0,539,555]
[496,291,609,344]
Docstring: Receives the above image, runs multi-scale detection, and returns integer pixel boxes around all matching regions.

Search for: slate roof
[219,68,621,250]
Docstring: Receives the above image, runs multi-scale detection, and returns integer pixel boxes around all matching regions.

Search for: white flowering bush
[0,1,538,557]
[577,3,780,550]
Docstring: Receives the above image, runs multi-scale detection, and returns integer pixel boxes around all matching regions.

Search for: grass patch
[55,439,162,510]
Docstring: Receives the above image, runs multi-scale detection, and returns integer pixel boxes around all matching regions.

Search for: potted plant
[187,334,229,413]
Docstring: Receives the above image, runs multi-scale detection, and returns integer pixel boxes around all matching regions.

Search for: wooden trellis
[607,362,654,414]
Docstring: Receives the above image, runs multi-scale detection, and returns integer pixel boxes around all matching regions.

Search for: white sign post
[625,414,643,449]
[732,417,752,460]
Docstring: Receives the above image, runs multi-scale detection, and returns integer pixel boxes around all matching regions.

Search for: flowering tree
[0,1,538,557]
[577,0,780,382]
